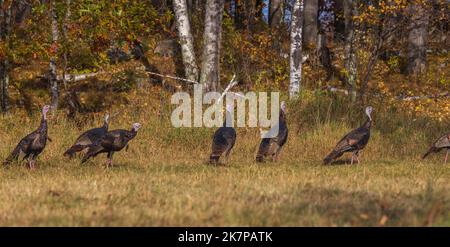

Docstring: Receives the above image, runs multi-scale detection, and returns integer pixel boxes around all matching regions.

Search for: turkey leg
[350,152,355,165]
[28,159,36,170]
[106,152,114,167]
[224,148,232,164]
[273,147,282,162]
[445,149,449,164]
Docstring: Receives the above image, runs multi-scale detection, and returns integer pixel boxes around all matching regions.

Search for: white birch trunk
[62,0,71,89]
[289,0,304,99]
[344,0,357,101]
[49,0,59,109]
[200,0,224,92]
[173,0,199,82]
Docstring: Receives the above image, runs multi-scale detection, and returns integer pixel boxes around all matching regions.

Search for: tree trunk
[289,0,304,99]
[303,0,318,48]
[61,0,80,117]
[12,0,32,27]
[317,30,333,80]
[268,0,283,28]
[319,0,335,46]
[234,0,243,28]
[200,0,224,92]
[62,0,70,90]
[243,0,253,32]
[405,2,429,76]
[173,0,199,82]
[186,0,194,15]
[0,0,11,113]
[343,0,357,101]
[132,39,162,85]
[49,0,59,110]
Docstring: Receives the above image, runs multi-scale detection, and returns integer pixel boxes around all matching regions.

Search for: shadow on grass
[326,159,353,166]
[278,186,448,226]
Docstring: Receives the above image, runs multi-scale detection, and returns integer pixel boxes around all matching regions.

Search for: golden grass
[0,96,449,226]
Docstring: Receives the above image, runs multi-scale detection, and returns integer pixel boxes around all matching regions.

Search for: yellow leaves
[371,59,449,122]
[356,0,409,24]
[0,42,5,59]
[397,98,450,122]
[377,81,391,96]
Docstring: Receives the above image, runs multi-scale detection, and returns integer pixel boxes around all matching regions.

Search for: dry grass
[0,94,449,226]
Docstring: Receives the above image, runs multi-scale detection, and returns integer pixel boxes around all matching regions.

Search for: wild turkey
[80,123,141,167]
[323,106,373,165]
[422,132,450,163]
[209,104,236,164]
[3,105,51,169]
[64,114,110,158]
[256,101,288,163]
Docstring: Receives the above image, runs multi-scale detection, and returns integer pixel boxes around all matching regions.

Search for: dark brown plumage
[209,105,236,164]
[80,123,141,167]
[422,132,450,163]
[256,101,288,163]
[323,106,373,165]
[3,105,51,169]
[64,114,109,158]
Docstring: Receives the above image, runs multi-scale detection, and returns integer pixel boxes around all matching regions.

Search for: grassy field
[0,96,449,226]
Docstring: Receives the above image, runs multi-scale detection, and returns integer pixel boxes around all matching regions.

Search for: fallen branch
[56,72,100,82]
[145,71,199,84]
[38,72,101,83]
[321,86,349,95]
[322,86,449,101]
[217,74,237,104]
[396,92,449,101]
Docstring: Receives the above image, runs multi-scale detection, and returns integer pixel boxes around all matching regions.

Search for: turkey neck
[128,128,138,138]
[279,111,286,124]
[103,120,109,130]
[39,111,48,134]
[222,111,233,128]
[362,117,372,129]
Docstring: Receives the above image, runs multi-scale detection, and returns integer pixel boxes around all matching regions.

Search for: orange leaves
[48,42,59,56]
[91,35,110,53]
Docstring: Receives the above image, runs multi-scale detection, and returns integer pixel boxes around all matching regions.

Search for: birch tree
[62,0,70,90]
[173,0,199,82]
[289,0,304,99]
[49,0,59,109]
[200,0,224,92]
[344,0,357,101]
